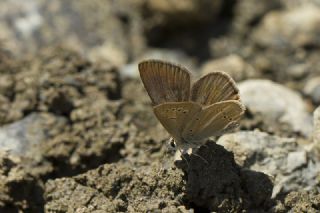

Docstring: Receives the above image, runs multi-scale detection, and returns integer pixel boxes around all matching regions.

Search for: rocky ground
[0,0,320,212]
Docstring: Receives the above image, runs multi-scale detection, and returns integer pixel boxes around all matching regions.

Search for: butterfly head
[168,136,201,154]
[167,137,177,151]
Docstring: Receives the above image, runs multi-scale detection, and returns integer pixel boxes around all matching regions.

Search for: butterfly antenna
[157,163,165,177]
[143,146,154,153]
[191,152,209,165]
[158,139,174,176]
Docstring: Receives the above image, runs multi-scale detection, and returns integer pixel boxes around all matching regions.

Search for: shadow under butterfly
[138,59,245,155]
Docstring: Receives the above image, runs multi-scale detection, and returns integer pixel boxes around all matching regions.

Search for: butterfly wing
[191,72,240,106]
[153,102,202,144]
[182,100,245,143]
[139,60,191,106]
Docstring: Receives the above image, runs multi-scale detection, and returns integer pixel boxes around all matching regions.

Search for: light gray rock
[304,77,320,104]
[282,0,320,9]
[286,63,310,79]
[312,106,320,157]
[239,79,312,136]
[0,113,67,157]
[253,5,320,48]
[217,130,320,197]
[313,106,320,144]
[201,54,257,82]
[286,151,307,172]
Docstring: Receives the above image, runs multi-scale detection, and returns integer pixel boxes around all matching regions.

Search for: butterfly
[138,59,245,153]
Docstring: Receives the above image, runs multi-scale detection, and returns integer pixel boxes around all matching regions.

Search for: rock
[281,0,320,9]
[286,63,310,80]
[217,131,320,197]
[120,48,197,78]
[239,79,312,136]
[44,163,187,212]
[313,106,320,144]
[232,0,281,34]
[286,151,307,172]
[176,141,273,211]
[201,54,257,82]
[0,113,67,157]
[88,41,128,67]
[304,77,320,104]
[312,106,320,156]
[253,5,320,49]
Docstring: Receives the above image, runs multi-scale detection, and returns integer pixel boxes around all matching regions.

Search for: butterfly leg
[190,151,209,165]
[200,143,209,149]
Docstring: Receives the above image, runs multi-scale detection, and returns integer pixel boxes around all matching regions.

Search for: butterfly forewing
[191,72,240,106]
[139,60,191,105]
[153,102,202,143]
[182,100,245,142]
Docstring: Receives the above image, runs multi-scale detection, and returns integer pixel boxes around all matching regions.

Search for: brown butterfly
[138,59,245,153]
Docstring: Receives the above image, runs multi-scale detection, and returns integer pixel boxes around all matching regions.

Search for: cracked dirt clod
[45,163,187,213]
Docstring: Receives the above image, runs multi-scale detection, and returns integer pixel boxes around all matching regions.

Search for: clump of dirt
[274,191,320,212]
[0,46,130,179]
[45,163,186,212]
[176,141,273,212]
[0,151,44,212]
[0,46,120,125]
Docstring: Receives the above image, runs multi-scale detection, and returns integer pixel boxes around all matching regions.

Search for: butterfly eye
[183,110,188,114]
[169,139,176,149]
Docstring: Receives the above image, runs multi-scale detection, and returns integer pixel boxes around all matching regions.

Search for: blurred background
[1,0,320,83]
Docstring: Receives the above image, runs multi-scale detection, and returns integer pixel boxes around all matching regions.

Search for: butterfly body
[139,60,245,152]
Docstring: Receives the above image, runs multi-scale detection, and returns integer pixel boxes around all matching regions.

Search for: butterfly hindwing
[182,100,245,142]
[191,72,240,106]
[139,60,191,106]
[153,102,202,143]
